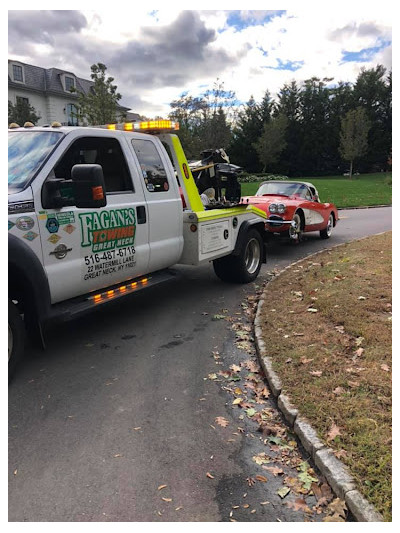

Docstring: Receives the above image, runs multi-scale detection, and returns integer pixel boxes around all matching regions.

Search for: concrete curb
[337,204,391,210]
[254,237,388,522]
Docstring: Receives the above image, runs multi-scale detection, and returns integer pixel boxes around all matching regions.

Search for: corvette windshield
[256,182,306,197]
[8,131,63,191]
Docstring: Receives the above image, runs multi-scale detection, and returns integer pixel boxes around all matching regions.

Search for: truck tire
[213,228,263,283]
[8,299,24,382]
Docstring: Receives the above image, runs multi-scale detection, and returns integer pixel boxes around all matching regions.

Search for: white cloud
[8,7,392,117]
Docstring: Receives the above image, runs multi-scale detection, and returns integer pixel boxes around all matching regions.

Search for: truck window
[53,137,133,193]
[131,139,169,193]
[8,131,63,191]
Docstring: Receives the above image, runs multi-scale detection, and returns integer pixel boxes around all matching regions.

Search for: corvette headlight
[277,203,286,214]
[269,203,277,213]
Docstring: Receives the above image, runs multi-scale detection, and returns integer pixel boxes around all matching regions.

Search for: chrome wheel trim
[326,215,333,236]
[289,214,302,240]
[245,238,261,274]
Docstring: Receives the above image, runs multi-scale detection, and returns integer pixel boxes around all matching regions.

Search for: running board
[49,270,178,323]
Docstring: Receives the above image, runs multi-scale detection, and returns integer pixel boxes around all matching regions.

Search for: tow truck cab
[8,120,267,379]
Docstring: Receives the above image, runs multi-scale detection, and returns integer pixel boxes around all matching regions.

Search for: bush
[238,173,289,183]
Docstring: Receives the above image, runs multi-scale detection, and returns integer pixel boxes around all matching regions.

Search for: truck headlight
[277,203,286,214]
[269,203,277,213]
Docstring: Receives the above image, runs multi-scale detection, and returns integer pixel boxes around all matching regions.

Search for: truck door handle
[136,205,147,224]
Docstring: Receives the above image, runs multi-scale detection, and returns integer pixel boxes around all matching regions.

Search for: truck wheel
[213,229,263,283]
[8,299,24,381]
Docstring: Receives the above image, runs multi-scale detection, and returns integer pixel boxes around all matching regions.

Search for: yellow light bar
[104,120,179,133]
[139,120,176,130]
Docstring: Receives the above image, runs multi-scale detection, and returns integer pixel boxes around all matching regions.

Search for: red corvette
[242,181,338,241]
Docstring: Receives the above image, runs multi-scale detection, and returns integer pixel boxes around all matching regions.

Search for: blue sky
[8,4,392,117]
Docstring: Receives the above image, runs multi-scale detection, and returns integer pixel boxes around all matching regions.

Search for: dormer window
[65,76,75,92]
[12,64,24,83]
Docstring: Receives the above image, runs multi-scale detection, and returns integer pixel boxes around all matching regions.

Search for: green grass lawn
[240,173,392,208]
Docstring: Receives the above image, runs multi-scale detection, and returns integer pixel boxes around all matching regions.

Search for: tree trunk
[349,159,353,179]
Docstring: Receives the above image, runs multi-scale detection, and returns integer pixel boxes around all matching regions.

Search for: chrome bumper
[265,219,296,226]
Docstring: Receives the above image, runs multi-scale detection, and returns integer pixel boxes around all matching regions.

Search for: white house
[8,60,139,126]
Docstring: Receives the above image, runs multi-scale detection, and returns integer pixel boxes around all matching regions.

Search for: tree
[254,114,288,173]
[8,99,41,125]
[339,107,370,178]
[71,63,124,125]
[229,91,273,172]
[168,79,236,158]
[353,65,391,171]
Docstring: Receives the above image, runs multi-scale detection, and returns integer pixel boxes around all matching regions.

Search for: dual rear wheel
[213,229,264,283]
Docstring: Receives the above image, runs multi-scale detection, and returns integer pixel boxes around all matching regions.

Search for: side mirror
[71,164,107,208]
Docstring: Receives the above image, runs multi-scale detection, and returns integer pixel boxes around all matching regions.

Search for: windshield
[8,131,63,190]
[256,182,310,198]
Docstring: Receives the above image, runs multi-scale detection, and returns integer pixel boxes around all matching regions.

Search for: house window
[65,76,75,92]
[66,103,78,126]
[13,65,23,82]
[16,96,29,105]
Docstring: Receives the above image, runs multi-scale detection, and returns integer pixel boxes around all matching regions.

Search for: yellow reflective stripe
[196,205,267,221]
[168,135,205,212]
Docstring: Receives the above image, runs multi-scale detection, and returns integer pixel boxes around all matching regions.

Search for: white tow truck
[8,120,267,379]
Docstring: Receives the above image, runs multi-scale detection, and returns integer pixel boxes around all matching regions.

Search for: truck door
[34,133,150,304]
[130,136,183,271]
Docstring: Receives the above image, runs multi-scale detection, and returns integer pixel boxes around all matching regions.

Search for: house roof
[8,60,129,111]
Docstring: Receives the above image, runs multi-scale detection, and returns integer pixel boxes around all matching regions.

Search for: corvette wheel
[320,214,334,239]
[289,213,302,241]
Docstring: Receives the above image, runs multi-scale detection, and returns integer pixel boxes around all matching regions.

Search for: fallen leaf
[208,373,218,380]
[232,398,243,405]
[230,364,241,373]
[309,370,323,377]
[246,408,256,418]
[162,497,172,502]
[300,357,313,364]
[307,308,318,313]
[358,296,366,300]
[242,360,259,373]
[246,478,256,487]
[262,466,284,477]
[215,417,229,427]
[286,498,312,513]
[326,498,347,520]
[327,423,341,442]
[353,347,364,358]
[381,364,390,372]
[333,387,345,395]
[277,486,290,499]
[255,475,268,483]
[206,472,215,479]
[253,453,271,465]
[158,485,167,491]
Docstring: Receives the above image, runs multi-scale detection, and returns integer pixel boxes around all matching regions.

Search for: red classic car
[242,181,338,241]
